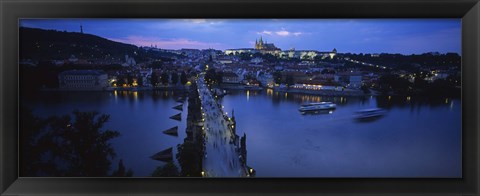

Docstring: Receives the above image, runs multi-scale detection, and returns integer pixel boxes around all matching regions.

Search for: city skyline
[20,19,461,55]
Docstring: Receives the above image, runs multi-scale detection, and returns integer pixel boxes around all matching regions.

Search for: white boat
[299,102,336,112]
[354,108,386,120]
[301,102,333,107]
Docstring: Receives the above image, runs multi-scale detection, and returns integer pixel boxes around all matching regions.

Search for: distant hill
[20,27,142,62]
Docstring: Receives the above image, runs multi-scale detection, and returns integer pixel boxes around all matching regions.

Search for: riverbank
[38,84,366,97]
[272,87,366,97]
[38,85,189,92]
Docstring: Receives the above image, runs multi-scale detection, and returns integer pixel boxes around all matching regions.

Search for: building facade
[334,72,363,89]
[59,70,108,89]
[222,72,241,84]
[225,37,337,60]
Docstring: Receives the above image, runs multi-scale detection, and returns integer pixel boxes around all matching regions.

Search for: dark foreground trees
[151,162,180,177]
[20,108,131,177]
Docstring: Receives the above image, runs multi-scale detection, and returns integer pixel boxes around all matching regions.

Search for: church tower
[259,36,263,49]
[255,36,264,50]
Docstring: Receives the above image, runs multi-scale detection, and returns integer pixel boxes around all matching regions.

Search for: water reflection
[266,88,273,96]
[133,91,138,101]
[221,89,461,177]
[25,89,461,177]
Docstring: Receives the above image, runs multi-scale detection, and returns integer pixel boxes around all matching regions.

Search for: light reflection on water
[23,90,461,177]
[221,90,461,177]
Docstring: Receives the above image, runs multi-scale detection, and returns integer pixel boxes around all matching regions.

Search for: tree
[127,74,133,86]
[285,74,295,86]
[135,77,143,87]
[19,107,48,176]
[239,53,252,61]
[115,76,124,87]
[273,71,282,84]
[151,162,180,177]
[321,69,335,75]
[20,108,123,177]
[378,74,412,94]
[215,71,223,84]
[176,142,202,177]
[112,159,133,177]
[180,71,188,85]
[151,71,158,87]
[161,72,169,85]
[205,68,216,84]
[148,61,163,69]
[361,84,370,94]
[171,72,179,85]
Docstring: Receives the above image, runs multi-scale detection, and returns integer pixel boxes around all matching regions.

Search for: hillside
[20,27,142,62]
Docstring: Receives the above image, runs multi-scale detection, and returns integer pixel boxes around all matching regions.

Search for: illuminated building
[225,37,337,59]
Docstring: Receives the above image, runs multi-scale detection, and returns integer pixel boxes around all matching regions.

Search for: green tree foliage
[126,75,133,86]
[20,27,185,63]
[341,52,461,69]
[161,72,169,85]
[321,69,336,75]
[20,108,125,177]
[151,71,158,87]
[424,79,460,97]
[361,84,370,94]
[136,76,143,86]
[171,72,179,85]
[238,53,253,61]
[151,162,180,177]
[285,74,295,86]
[204,68,216,84]
[112,159,134,177]
[117,76,125,87]
[273,71,282,84]
[378,74,412,94]
[176,142,203,177]
[180,71,188,85]
[204,69,224,84]
[148,61,163,69]
[215,71,223,84]
[20,107,48,176]
[20,63,60,90]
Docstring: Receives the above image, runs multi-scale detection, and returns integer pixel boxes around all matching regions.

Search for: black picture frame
[1,0,479,195]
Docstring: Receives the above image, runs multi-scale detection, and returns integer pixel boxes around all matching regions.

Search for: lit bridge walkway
[197,73,248,177]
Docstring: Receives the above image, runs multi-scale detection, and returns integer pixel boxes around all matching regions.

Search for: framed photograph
[1,0,479,195]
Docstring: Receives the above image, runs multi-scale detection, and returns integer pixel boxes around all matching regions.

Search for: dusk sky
[20,19,461,55]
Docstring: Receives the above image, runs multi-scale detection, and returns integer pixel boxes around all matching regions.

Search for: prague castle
[225,37,337,60]
[255,36,280,52]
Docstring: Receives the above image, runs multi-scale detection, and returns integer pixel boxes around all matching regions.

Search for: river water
[23,89,461,177]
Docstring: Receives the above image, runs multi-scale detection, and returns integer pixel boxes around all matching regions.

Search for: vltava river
[23,89,461,177]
